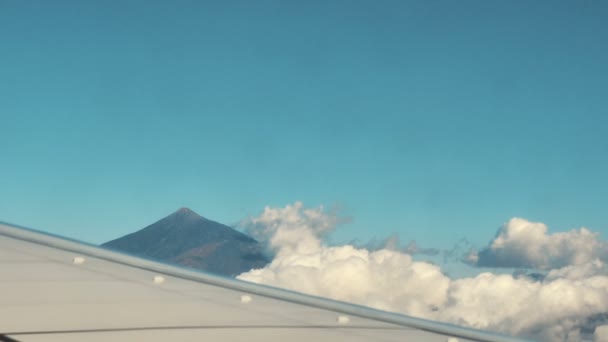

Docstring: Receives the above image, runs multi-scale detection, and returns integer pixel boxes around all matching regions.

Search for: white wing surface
[0,222,527,342]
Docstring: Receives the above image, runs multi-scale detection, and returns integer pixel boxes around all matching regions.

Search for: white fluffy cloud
[438,271,608,341]
[545,259,607,281]
[466,218,608,270]
[238,203,608,342]
[241,245,450,317]
[595,325,608,341]
[243,201,341,256]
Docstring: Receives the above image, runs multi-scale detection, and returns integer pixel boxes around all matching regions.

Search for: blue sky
[1,1,607,252]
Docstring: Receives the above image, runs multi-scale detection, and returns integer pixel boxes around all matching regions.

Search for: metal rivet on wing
[337,315,350,324]
[240,295,252,303]
[153,275,165,284]
[72,256,85,264]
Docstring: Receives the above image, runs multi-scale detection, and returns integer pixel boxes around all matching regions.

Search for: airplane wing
[0,222,526,342]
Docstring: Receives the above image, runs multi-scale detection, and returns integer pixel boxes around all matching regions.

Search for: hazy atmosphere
[1,1,607,341]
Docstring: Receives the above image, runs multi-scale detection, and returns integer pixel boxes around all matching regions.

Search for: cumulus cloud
[438,271,608,341]
[466,218,608,270]
[545,260,607,281]
[243,201,342,256]
[239,202,449,317]
[238,203,608,342]
[595,325,608,341]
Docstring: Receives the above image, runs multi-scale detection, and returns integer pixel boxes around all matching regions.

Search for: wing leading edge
[0,222,527,342]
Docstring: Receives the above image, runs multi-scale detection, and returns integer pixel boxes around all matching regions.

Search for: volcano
[102,208,269,276]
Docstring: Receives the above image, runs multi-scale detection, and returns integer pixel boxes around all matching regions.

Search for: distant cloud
[403,240,440,256]
[465,218,608,270]
[238,203,608,341]
[443,238,474,263]
[363,234,439,256]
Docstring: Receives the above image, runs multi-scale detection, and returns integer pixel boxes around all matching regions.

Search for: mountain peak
[177,207,196,214]
[171,207,203,219]
[102,207,269,276]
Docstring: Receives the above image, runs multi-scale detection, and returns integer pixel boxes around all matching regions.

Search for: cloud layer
[466,218,608,270]
[238,203,608,342]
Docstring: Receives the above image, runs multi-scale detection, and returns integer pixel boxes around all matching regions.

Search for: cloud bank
[238,203,608,342]
[465,218,608,270]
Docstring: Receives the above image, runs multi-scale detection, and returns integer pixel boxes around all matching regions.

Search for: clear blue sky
[1,1,607,250]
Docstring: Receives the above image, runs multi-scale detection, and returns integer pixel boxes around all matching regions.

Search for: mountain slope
[102,208,268,276]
